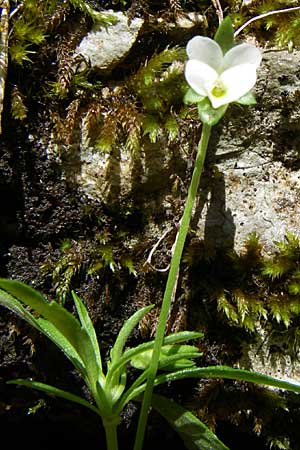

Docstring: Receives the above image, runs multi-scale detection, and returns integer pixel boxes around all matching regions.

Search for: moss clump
[230,0,300,49]
[187,232,300,333]
[40,230,138,305]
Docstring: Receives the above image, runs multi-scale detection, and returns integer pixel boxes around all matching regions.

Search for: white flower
[185,36,262,109]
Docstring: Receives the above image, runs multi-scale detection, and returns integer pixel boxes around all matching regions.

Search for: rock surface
[204,49,300,252]
[76,49,300,253]
[75,11,144,72]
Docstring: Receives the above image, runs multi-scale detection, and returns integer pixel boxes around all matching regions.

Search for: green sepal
[184,88,205,105]
[131,344,202,371]
[214,16,235,54]
[197,98,228,126]
[236,91,257,105]
[151,394,230,450]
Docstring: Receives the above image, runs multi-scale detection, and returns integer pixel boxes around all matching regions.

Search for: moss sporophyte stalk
[2,15,300,450]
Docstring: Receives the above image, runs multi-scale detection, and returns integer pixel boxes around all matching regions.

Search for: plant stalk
[133,123,212,450]
[103,420,119,450]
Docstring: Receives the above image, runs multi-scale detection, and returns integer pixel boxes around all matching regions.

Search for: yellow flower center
[211,79,227,98]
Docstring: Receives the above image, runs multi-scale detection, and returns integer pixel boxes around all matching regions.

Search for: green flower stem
[103,419,119,450]
[134,123,212,450]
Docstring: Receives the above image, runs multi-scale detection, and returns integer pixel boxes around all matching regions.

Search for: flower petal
[223,43,262,70]
[185,60,218,97]
[208,63,258,108]
[186,36,223,72]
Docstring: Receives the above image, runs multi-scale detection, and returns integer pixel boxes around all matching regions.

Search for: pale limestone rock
[199,49,300,253]
[77,50,300,256]
[75,11,143,72]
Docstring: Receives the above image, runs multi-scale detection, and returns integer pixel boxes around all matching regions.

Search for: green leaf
[110,305,154,364]
[7,379,100,416]
[0,279,100,388]
[151,394,229,450]
[126,365,300,405]
[0,288,43,330]
[72,291,103,374]
[131,344,202,371]
[236,92,257,105]
[184,88,205,105]
[0,288,86,375]
[214,16,235,54]
[109,331,203,375]
[197,98,228,126]
[37,318,85,374]
[153,366,300,394]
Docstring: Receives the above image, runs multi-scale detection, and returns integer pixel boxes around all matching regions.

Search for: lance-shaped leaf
[0,279,100,387]
[154,366,300,393]
[7,379,101,416]
[0,289,85,374]
[0,287,42,329]
[109,304,154,364]
[151,394,229,450]
[72,291,103,376]
[125,366,300,404]
[37,318,85,374]
[106,304,155,391]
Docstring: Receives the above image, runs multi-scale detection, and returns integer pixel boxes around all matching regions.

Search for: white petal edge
[185,60,218,97]
[223,43,262,71]
[208,63,257,109]
[186,36,223,72]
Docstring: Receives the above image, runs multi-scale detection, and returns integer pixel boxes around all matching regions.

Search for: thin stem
[234,6,300,37]
[103,420,119,450]
[114,370,149,415]
[0,0,10,134]
[133,123,212,450]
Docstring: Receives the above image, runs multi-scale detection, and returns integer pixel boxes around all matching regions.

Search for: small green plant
[3,15,300,450]
[2,279,300,450]
[11,85,27,120]
[0,278,204,449]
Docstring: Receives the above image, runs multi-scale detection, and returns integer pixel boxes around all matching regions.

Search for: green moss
[11,86,28,120]
[230,0,300,49]
[77,45,188,169]
[9,0,116,67]
[40,230,138,304]
[187,232,300,333]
